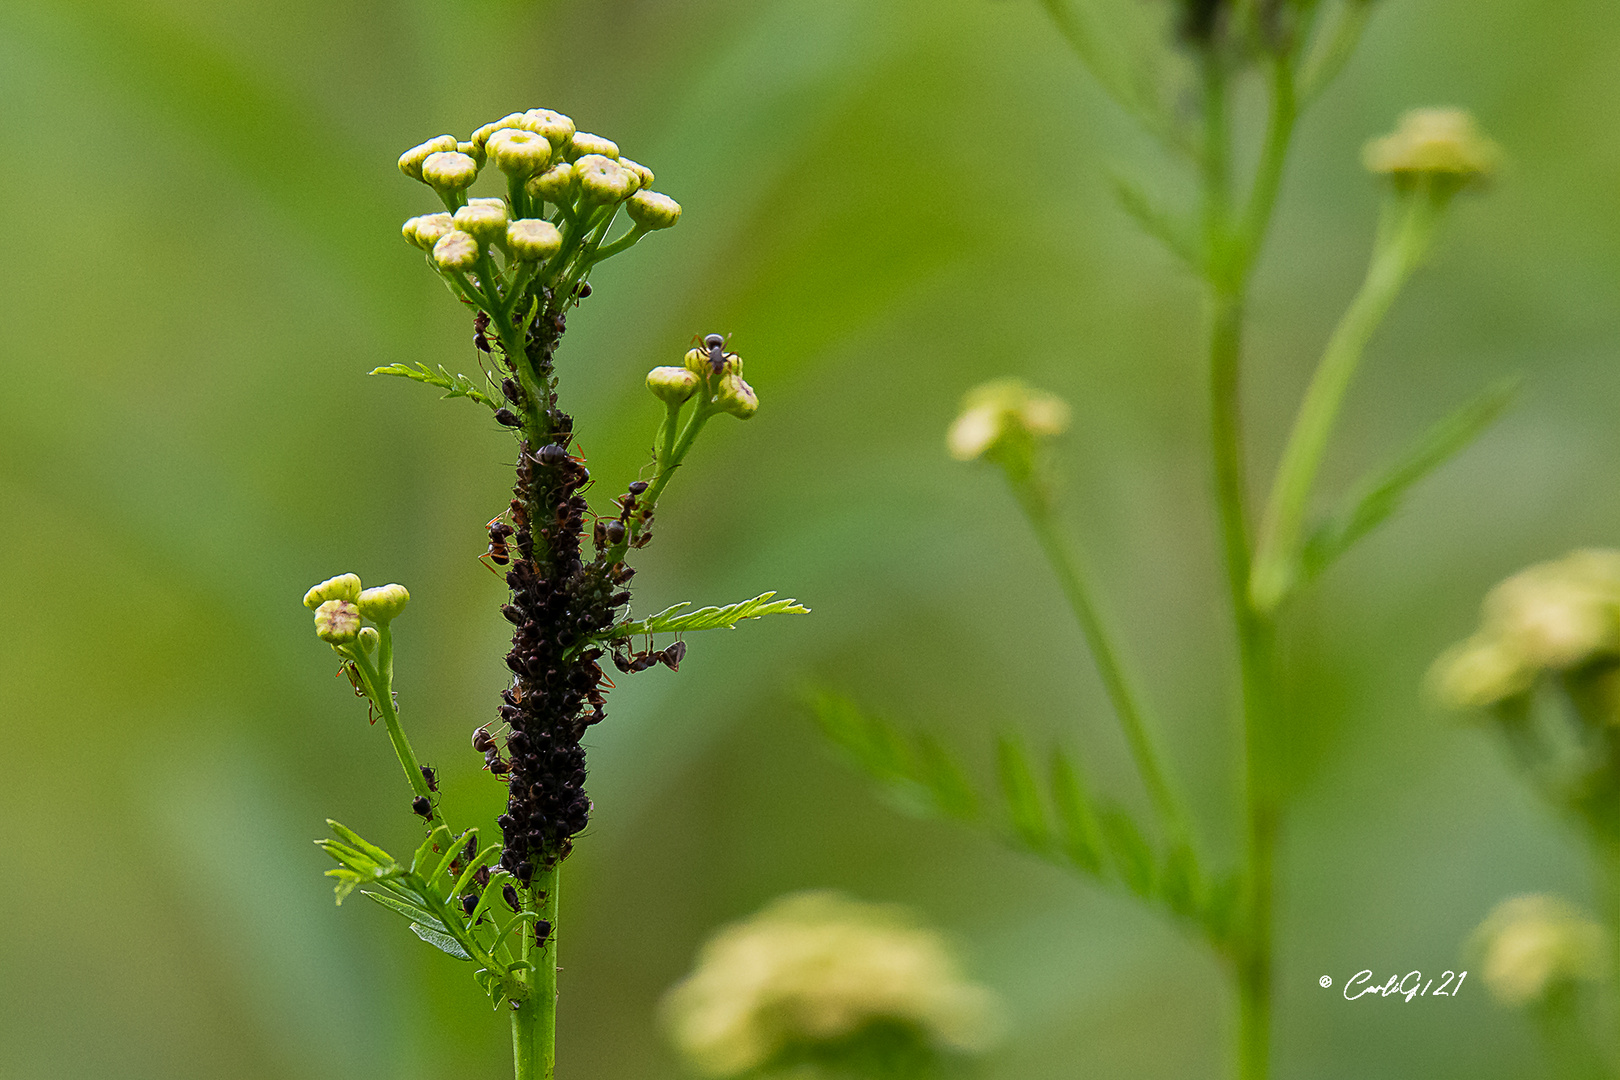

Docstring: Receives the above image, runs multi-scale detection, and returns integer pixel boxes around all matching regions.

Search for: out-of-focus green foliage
[3,0,1620,1078]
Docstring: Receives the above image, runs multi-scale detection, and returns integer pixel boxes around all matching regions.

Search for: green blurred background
[2,0,1617,1076]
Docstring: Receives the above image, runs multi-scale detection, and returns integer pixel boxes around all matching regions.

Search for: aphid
[461,893,479,916]
[473,865,491,888]
[534,919,552,946]
[516,861,533,885]
[412,795,433,820]
[420,764,438,792]
[502,884,521,913]
[473,310,492,353]
[493,407,522,428]
[462,834,479,863]
[603,520,626,546]
[577,282,592,299]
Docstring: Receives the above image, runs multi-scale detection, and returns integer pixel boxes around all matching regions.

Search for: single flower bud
[1363,108,1500,187]
[491,129,552,178]
[314,599,362,644]
[357,583,410,623]
[573,155,634,204]
[357,626,380,654]
[1473,895,1608,1007]
[520,109,576,148]
[402,212,455,250]
[398,135,458,180]
[472,114,528,151]
[507,219,563,262]
[304,573,362,610]
[433,230,481,272]
[683,348,709,376]
[715,372,758,419]
[453,200,510,244]
[626,190,681,230]
[564,131,619,162]
[422,150,480,194]
[619,158,655,188]
[647,365,700,403]
[526,164,576,204]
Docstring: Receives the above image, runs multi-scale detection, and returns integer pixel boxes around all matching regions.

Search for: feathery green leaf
[371,362,498,410]
[610,592,809,638]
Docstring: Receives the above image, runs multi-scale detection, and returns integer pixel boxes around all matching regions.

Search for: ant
[482,514,515,573]
[691,331,734,375]
[473,724,513,776]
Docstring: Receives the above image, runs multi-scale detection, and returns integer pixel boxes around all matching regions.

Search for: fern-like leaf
[609,592,809,639]
[371,362,498,410]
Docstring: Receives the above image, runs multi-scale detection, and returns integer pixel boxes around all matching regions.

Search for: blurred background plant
[817,2,1504,1077]
[663,892,1000,1080]
[3,0,1619,1078]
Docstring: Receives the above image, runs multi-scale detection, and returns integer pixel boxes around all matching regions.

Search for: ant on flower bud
[412,795,433,820]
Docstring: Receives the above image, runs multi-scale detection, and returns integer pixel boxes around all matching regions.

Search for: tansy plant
[1435,551,1620,1071]
[301,109,806,1080]
[815,5,1507,1079]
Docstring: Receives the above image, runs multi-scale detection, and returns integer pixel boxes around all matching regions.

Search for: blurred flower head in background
[662,892,1001,1078]
[946,380,1069,464]
[1472,894,1608,1007]
[1363,107,1501,189]
[1430,549,1620,710]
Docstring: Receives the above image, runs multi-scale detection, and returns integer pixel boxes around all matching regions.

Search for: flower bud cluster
[1473,895,1607,1007]
[947,378,1070,463]
[646,335,759,420]
[1431,550,1620,710]
[397,108,681,324]
[663,892,1001,1077]
[303,573,410,647]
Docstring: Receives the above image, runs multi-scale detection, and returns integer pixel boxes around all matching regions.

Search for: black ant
[482,515,515,572]
[690,331,735,375]
[420,764,438,792]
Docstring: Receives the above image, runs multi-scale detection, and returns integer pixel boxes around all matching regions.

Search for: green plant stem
[512,863,561,1080]
[351,633,433,804]
[1007,472,1192,848]
[1250,192,1440,611]
[608,399,713,563]
[1596,840,1620,1055]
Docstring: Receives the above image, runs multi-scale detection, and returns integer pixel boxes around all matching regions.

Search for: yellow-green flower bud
[647,365,700,404]
[473,113,528,151]
[1363,108,1500,186]
[507,219,563,262]
[432,230,480,272]
[491,129,552,178]
[564,131,619,162]
[573,155,634,204]
[626,190,681,230]
[422,150,480,194]
[683,348,709,376]
[398,135,457,180]
[1472,895,1607,1007]
[526,164,575,204]
[402,213,455,250]
[314,599,362,644]
[947,380,1070,462]
[520,109,576,148]
[305,573,362,609]
[453,201,509,244]
[619,158,655,188]
[357,582,410,623]
[457,140,486,166]
[716,372,758,419]
[357,626,380,654]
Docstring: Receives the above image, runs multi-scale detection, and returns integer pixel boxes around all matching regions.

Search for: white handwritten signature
[1325,970,1467,1001]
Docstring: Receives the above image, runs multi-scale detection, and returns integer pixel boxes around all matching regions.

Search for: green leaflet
[1049,750,1104,874]
[1299,376,1518,586]
[410,922,473,961]
[363,889,447,933]
[370,362,498,410]
[996,736,1052,853]
[608,592,809,639]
